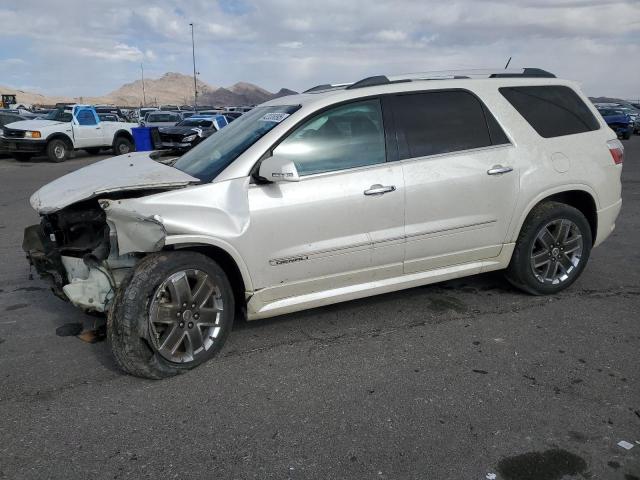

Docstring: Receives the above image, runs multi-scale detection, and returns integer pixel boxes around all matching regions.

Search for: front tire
[506,201,592,295]
[108,251,235,379]
[46,139,70,163]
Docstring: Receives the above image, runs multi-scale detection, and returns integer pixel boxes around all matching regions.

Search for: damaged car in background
[23,69,622,379]
[157,114,229,152]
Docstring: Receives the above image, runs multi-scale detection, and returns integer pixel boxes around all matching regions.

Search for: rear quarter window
[499,85,599,138]
[389,90,508,160]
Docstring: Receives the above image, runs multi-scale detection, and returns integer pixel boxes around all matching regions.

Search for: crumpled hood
[30,152,199,214]
[5,119,69,130]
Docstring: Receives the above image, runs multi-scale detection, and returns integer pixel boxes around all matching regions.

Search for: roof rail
[303,82,353,93]
[344,67,556,90]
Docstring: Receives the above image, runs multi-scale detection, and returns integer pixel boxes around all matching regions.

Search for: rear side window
[499,85,599,138]
[390,90,507,160]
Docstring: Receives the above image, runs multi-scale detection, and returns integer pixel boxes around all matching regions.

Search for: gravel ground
[0,142,638,480]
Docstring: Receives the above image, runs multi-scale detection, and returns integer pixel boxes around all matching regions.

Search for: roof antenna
[504,57,512,69]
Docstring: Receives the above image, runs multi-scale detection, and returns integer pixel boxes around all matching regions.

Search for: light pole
[140,63,147,106]
[190,22,198,110]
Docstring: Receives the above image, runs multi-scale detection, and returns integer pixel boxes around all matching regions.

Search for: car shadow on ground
[62,269,518,378]
[0,151,108,164]
[232,270,518,333]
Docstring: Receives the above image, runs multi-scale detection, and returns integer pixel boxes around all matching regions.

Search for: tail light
[607,139,624,165]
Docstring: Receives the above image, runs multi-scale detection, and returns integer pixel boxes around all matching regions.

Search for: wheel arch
[163,236,254,309]
[513,186,598,245]
[45,132,73,148]
[112,129,134,145]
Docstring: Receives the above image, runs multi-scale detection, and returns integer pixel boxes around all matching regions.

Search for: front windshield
[178,119,213,128]
[44,108,72,122]
[173,104,300,182]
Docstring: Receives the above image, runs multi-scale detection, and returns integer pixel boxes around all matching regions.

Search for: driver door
[73,107,105,148]
[242,99,405,306]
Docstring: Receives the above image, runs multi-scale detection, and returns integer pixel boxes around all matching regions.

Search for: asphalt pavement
[0,143,638,479]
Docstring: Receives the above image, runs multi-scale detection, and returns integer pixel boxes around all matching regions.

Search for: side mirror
[258,155,300,182]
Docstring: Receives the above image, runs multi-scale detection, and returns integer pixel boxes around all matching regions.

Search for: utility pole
[190,23,198,110]
[141,63,147,106]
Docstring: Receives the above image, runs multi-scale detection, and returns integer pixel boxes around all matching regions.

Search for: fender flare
[112,129,134,146]
[45,132,74,148]
[508,183,600,243]
[163,234,254,293]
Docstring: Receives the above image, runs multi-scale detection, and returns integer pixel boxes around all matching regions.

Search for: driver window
[76,109,98,126]
[273,99,386,176]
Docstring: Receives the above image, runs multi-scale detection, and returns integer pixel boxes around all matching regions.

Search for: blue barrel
[132,127,153,151]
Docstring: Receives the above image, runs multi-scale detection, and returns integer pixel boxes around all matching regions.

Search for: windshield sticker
[260,112,290,123]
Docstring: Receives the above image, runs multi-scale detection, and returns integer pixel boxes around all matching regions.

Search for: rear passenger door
[387,90,519,273]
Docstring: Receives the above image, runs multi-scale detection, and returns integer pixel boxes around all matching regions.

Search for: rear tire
[46,138,70,163]
[505,201,592,295]
[113,136,133,155]
[107,251,235,379]
[622,131,631,140]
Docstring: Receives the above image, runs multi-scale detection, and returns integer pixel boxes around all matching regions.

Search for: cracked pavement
[0,143,639,479]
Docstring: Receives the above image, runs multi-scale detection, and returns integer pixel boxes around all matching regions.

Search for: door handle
[487,165,513,175]
[364,184,396,196]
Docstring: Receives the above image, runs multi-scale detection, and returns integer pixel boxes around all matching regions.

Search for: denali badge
[269,255,309,266]
[271,172,295,178]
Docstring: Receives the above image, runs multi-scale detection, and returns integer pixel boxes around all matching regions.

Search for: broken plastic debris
[486,473,497,480]
[617,440,634,450]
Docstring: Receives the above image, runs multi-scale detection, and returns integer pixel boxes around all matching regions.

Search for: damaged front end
[23,199,144,313]
[22,153,202,313]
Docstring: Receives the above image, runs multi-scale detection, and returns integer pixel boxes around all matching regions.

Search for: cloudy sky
[1,0,639,99]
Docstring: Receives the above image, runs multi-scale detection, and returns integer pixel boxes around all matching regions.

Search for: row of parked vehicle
[593,102,640,140]
[0,103,250,161]
[136,106,252,153]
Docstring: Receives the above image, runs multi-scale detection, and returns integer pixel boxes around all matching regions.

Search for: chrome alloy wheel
[149,269,224,363]
[53,144,66,159]
[530,219,584,285]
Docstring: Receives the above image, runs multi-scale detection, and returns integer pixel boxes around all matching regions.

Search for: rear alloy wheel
[529,219,584,285]
[108,252,235,379]
[506,201,592,295]
[113,136,133,155]
[46,139,70,163]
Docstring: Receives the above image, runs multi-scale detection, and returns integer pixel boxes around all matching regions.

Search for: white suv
[23,68,623,378]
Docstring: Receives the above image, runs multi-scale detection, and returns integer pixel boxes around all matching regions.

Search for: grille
[2,127,25,138]
[160,132,189,143]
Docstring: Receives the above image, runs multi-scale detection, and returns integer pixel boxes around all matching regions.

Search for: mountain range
[1,72,298,107]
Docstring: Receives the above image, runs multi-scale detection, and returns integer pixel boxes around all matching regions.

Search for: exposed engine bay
[23,195,160,313]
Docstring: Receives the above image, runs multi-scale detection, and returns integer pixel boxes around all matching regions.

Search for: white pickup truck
[0,104,135,162]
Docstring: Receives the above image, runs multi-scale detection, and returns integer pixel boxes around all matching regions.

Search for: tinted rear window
[390,90,508,159]
[499,85,599,138]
